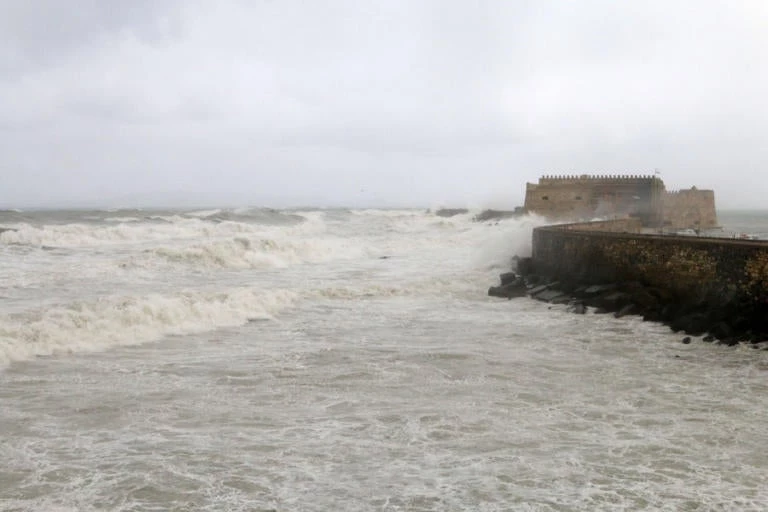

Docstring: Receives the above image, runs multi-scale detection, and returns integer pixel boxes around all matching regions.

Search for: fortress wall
[531,221,768,301]
[663,189,718,230]
[524,181,595,219]
[524,177,663,225]
[523,175,715,230]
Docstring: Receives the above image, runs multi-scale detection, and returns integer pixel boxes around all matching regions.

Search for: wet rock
[626,289,659,310]
[614,303,639,318]
[660,304,683,322]
[682,337,692,344]
[499,272,518,286]
[528,283,551,296]
[473,209,519,222]
[583,284,617,295]
[588,291,630,311]
[524,275,542,286]
[670,313,710,336]
[558,279,580,294]
[488,282,527,299]
[642,309,662,322]
[568,302,587,314]
[533,289,567,303]
[709,321,733,341]
[702,335,716,342]
[435,208,468,217]
[550,294,571,305]
[515,257,534,277]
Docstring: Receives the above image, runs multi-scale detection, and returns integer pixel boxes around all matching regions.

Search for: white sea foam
[104,216,141,223]
[0,221,208,247]
[3,208,768,511]
[350,208,424,217]
[0,287,298,366]
[142,235,370,269]
[185,209,223,218]
[0,213,326,248]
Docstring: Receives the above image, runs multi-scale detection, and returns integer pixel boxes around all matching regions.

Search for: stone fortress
[523,174,718,231]
[489,172,768,346]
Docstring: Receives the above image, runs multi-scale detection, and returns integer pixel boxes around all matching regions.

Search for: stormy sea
[1,207,767,511]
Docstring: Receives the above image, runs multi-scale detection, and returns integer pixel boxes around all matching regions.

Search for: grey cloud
[0,1,183,77]
[1,0,767,208]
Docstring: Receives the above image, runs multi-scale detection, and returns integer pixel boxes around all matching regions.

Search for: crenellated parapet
[538,173,660,183]
[665,187,713,196]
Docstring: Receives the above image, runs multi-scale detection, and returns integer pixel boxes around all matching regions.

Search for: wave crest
[0,288,298,365]
[139,235,367,269]
[0,213,324,248]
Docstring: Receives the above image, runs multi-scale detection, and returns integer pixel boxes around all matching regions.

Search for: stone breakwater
[489,221,768,346]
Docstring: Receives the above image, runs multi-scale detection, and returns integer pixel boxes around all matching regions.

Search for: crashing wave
[0,287,298,365]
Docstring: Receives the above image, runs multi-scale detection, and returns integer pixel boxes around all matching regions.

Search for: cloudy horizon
[1,1,767,210]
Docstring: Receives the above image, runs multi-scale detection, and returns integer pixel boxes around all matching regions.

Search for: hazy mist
[1,0,766,209]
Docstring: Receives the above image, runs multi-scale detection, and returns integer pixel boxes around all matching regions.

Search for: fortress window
[542,196,549,200]
[575,196,582,200]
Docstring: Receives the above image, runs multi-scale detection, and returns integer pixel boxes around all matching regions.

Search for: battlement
[664,187,714,196]
[538,174,661,183]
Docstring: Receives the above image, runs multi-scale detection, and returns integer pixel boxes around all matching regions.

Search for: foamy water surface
[1,208,767,511]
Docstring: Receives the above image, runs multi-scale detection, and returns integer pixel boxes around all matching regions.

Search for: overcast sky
[1,1,766,209]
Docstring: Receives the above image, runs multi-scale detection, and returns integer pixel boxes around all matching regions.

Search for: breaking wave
[0,287,298,366]
[0,212,325,248]
[184,207,306,224]
[142,236,370,269]
[0,209,551,366]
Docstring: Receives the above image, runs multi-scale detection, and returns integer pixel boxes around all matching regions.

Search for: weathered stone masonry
[528,222,768,341]
[534,226,765,295]
[524,174,717,230]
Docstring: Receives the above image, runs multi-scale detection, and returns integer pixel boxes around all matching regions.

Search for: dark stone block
[709,321,733,341]
[614,304,639,318]
[550,294,571,305]
[660,304,682,322]
[627,289,659,310]
[474,209,520,222]
[499,272,518,286]
[588,291,630,311]
[568,302,587,314]
[682,337,692,344]
[533,289,566,303]
[488,282,528,299]
[670,313,710,336]
[584,284,617,295]
[435,208,468,217]
[642,309,662,322]
[528,284,551,296]
[516,257,534,276]
[488,286,503,298]
[524,275,541,286]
